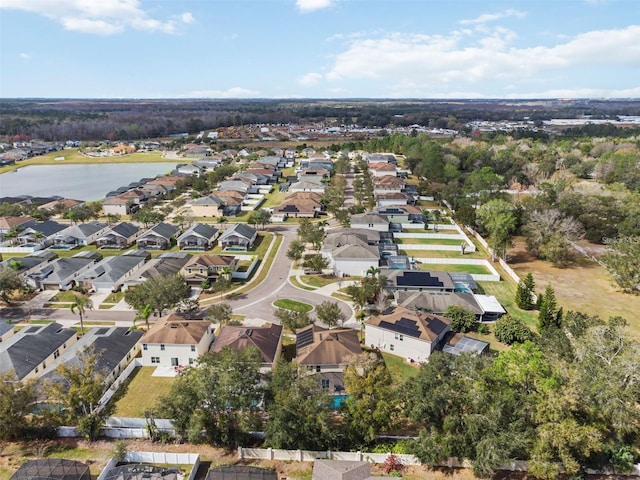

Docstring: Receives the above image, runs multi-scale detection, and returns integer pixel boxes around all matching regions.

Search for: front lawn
[299,274,340,288]
[111,366,175,417]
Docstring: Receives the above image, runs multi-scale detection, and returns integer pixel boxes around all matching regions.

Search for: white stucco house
[140,315,214,370]
[365,306,451,363]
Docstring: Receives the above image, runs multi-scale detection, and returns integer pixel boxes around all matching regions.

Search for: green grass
[44,302,73,308]
[26,319,53,324]
[289,276,316,290]
[112,366,175,417]
[299,274,340,288]
[50,291,80,302]
[396,238,467,246]
[331,292,353,301]
[477,280,539,329]
[103,291,125,303]
[273,298,313,313]
[417,263,491,274]
[400,249,486,259]
[380,351,419,380]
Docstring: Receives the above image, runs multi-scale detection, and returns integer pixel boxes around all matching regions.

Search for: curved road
[224,224,354,326]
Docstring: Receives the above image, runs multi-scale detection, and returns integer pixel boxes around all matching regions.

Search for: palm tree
[70,292,93,335]
[135,304,153,331]
[366,266,380,278]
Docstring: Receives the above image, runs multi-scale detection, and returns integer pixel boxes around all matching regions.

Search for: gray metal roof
[0,322,77,380]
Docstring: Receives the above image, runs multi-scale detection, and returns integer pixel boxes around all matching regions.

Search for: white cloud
[19,53,31,59]
[183,87,260,98]
[296,0,333,13]
[0,0,194,35]
[312,25,640,96]
[460,9,526,25]
[299,72,323,86]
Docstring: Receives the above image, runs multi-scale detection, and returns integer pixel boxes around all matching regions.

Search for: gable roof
[384,269,455,290]
[0,322,77,380]
[141,315,211,345]
[332,243,379,260]
[295,325,361,366]
[79,253,149,284]
[220,223,257,241]
[193,196,226,206]
[140,222,179,240]
[0,216,33,230]
[211,323,282,363]
[56,221,107,239]
[22,221,67,237]
[106,222,141,238]
[396,290,482,315]
[178,223,219,241]
[184,254,235,269]
[367,306,450,343]
[350,213,389,225]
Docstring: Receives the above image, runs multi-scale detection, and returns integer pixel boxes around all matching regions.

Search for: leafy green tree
[523,209,584,265]
[248,209,272,230]
[464,166,504,206]
[303,253,329,274]
[601,236,640,293]
[0,266,23,304]
[314,301,346,327]
[134,304,153,331]
[207,303,233,325]
[0,373,38,440]
[264,361,336,450]
[493,315,532,345]
[286,240,305,262]
[343,352,399,446]
[443,305,477,333]
[45,346,113,441]
[274,308,311,332]
[297,219,325,250]
[125,273,190,317]
[538,284,560,332]
[475,199,517,261]
[70,292,93,335]
[515,273,535,310]
[158,346,263,446]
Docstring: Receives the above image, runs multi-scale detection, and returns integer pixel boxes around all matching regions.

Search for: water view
[0,162,179,201]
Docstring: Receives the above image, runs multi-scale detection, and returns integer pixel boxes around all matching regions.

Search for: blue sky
[1,0,639,99]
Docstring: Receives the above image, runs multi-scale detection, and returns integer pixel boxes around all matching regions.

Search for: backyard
[111,367,175,418]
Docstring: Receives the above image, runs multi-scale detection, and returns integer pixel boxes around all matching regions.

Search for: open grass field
[417,263,492,275]
[508,237,640,342]
[111,366,175,418]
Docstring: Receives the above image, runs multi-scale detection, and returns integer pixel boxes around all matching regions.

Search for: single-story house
[329,242,380,278]
[0,322,78,381]
[368,162,398,177]
[382,269,456,293]
[136,222,180,250]
[123,252,192,289]
[102,189,148,216]
[0,250,58,277]
[177,223,220,251]
[219,223,257,251]
[95,222,142,249]
[140,315,215,369]
[27,251,103,290]
[16,221,68,248]
[52,221,109,248]
[78,249,151,292]
[288,180,326,194]
[210,323,283,373]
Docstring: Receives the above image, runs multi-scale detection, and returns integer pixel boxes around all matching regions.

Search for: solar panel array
[378,317,421,338]
[296,327,314,349]
[396,271,444,287]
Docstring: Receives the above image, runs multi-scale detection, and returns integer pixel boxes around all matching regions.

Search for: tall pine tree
[538,284,559,332]
[515,273,535,310]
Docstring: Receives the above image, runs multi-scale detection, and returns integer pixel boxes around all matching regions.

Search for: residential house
[95,222,142,249]
[365,306,451,363]
[210,323,283,373]
[37,198,83,212]
[211,190,245,217]
[373,176,405,195]
[139,183,170,198]
[295,324,362,394]
[368,162,398,177]
[272,200,319,220]
[102,189,148,216]
[109,144,136,155]
[219,223,257,251]
[176,163,205,177]
[288,180,326,194]
[27,251,102,290]
[329,242,380,277]
[366,153,397,164]
[190,195,227,218]
[375,192,410,208]
[0,322,78,380]
[136,222,180,250]
[349,213,389,232]
[382,269,456,294]
[219,179,252,194]
[145,175,183,193]
[16,221,67,248]
[193,157,221,172]
[124,252,192,289]
[140,315,215,369]
[0,250,58,277]
[298,169,330,184]
[312,460,394,480]
[0,216,35,238]
[39,327,143,387]
[396,290,483,318]
[78,250,151,292]
[52,221,109,248]
[177,223,220,251]
[375,205,425,225]
[181,254,237,286]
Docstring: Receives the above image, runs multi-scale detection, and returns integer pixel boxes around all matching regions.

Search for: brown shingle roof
[0,216,33,229]
[184,254,235,269]
[367,306,450,343]
[142,315,211,345]
[296,325,362,366]
[211,323,282,363]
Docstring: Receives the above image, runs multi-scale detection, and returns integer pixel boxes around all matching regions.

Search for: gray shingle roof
[141,222,179,240]
[0,322,77,380]
[109,222,141,238]
[220,223,257,242]
[178,223,218,241]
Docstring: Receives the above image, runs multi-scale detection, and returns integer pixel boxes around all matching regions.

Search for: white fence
[232,256,259,280]
[0,245,42,253]
[98,358,143,411]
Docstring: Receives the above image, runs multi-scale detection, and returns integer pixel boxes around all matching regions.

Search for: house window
[160,344,165,351]
[35,367,39,373]
[390,344,394,351]
[171,358,179,367]
[143,344,148,351]
[42,362,46,369]
[54,349,60,359]
[151,357,160,364]
[189,358,195,365]
[316,366,321,372]
[399,334,404,341]
[321,379,330,389]
[191,345,196,352]
[395,333,399,340]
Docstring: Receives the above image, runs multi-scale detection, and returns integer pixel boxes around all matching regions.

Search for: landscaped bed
[272,298,313,313]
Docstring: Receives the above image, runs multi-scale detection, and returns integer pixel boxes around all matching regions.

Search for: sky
[0,0,639,99]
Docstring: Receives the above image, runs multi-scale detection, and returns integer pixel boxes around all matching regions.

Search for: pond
[0,162,179,201]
